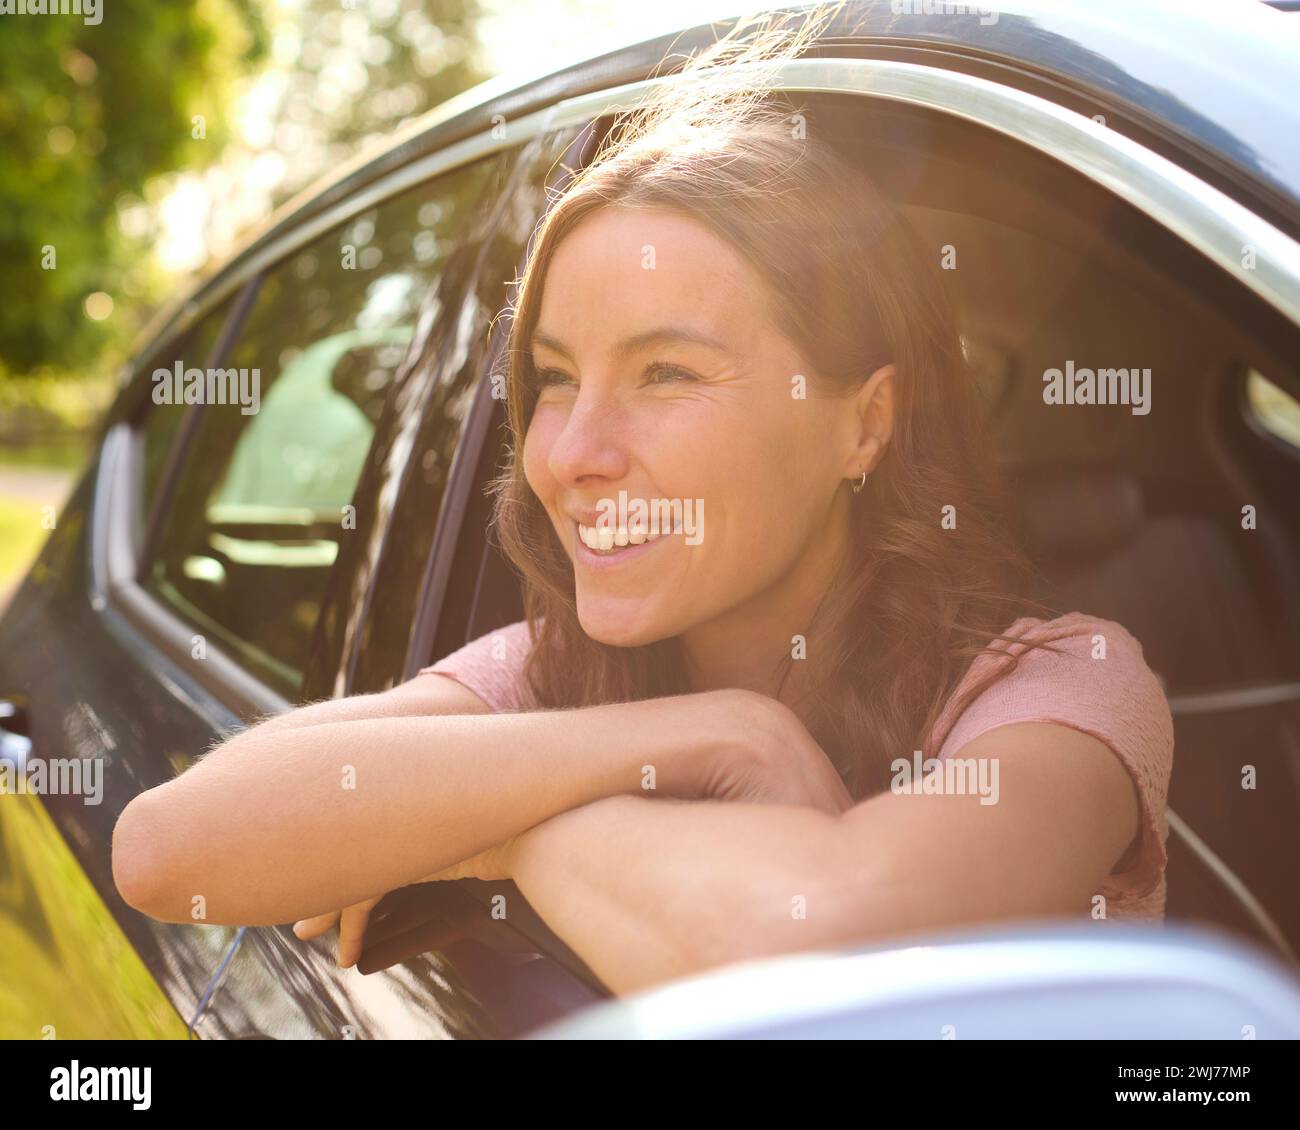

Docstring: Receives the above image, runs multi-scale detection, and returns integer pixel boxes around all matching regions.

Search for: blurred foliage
[267,0,486,201]
[0,365,116,434]
[0,0,488,396]
[0,0,268,375]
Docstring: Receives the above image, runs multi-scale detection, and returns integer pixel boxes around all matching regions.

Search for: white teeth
[578,522,662,552]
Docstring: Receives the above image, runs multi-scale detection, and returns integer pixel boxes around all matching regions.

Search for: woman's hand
[706,690,855,815]
[292,839,520,968]
[293,895,383,969]
[293,691,847,967]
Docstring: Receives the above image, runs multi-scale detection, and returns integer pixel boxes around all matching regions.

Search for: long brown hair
[490,7,1051,799]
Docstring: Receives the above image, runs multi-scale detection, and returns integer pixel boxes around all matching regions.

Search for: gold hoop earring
[851,470,867,494]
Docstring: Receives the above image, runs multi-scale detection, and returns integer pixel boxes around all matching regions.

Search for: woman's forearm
[113,691,746,927]
[509,794,849,997]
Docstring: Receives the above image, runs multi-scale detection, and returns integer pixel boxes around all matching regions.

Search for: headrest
[1013,465,1145,563]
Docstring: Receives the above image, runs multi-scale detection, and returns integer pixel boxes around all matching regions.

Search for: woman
[111,11,1174,998]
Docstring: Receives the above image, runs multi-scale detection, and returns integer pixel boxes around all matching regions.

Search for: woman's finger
[336,897,382,968]
[293,910,340,940]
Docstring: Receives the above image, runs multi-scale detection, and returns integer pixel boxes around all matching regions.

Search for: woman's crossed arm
[499,720,1143,996]
[109,678,847,929]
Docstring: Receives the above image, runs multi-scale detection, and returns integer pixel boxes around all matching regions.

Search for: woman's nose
[546,388,630,486]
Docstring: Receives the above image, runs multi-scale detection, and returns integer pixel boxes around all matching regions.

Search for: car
[2,0,1300,1039]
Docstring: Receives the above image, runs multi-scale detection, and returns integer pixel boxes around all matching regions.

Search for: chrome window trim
[576,56,1300,326]
[771,57,1300,326]
[92,422,289,721]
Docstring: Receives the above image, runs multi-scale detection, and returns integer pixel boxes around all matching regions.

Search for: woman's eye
[644,363,698,385]
[533,367,574,389]
[530,363,697,390]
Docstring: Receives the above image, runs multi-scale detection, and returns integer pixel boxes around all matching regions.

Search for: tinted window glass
[137,300,233,547]
[145,157,497,697]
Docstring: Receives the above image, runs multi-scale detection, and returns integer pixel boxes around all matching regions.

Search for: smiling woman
[111,4,1173,998]
[490,21,1070,793]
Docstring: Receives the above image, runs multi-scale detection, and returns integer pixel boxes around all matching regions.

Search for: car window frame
[94,125,579,721]
[139,154,505,702]
[135,276,264,583]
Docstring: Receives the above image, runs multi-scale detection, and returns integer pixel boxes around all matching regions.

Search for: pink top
[418,612,1174,923]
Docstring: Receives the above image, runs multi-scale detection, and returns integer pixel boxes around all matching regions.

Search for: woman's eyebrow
[529,329,574,361]
[530,325,730,361]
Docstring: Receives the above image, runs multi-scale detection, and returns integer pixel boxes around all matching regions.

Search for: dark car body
[2,0,1300,1038]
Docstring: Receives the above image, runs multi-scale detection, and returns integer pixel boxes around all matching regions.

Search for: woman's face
[523,206,891,651]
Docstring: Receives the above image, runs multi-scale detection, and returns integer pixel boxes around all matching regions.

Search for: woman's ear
[848,362,895,476]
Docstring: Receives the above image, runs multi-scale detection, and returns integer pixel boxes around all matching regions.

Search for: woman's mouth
[573,521,669,568]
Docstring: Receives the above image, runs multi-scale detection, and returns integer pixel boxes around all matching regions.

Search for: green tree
[258,0,488,204]
[0,1,268,374]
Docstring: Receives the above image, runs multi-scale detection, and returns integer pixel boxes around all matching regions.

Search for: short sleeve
[928,613,1175,901]
[414,619,538,713]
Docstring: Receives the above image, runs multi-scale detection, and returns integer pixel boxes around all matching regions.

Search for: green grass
[0,494,47,592]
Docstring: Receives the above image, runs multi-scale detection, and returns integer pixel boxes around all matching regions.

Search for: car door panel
[0,462,252,1037]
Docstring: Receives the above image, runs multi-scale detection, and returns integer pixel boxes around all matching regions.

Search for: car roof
[131,0,1300,366]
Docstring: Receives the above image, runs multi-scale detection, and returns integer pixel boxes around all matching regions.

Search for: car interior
[144,323,411,697]
[428,97,1300,977]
